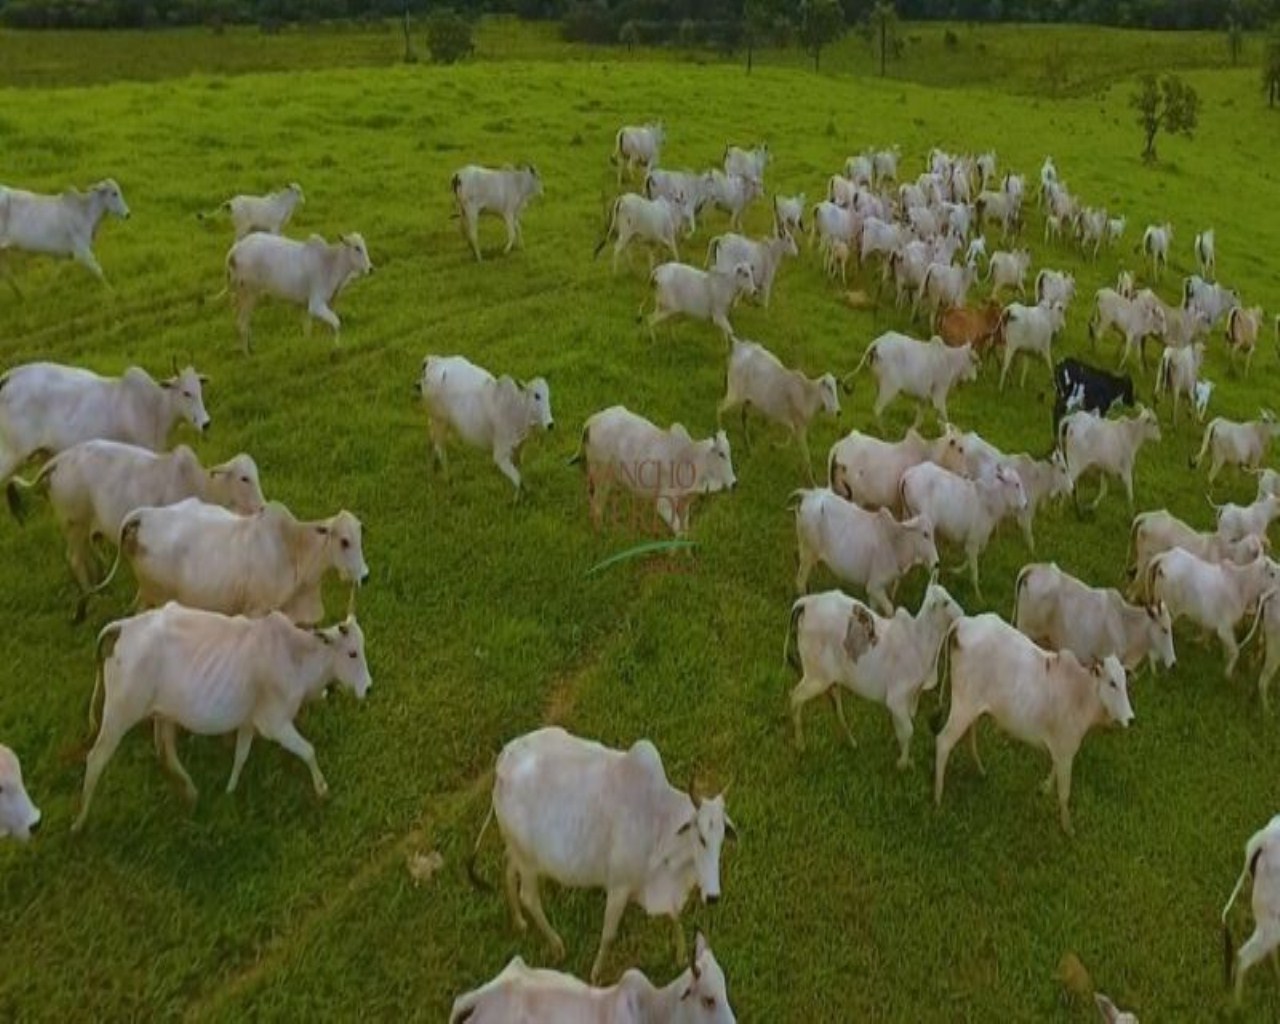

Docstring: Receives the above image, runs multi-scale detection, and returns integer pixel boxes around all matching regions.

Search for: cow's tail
[928,621,960,734]
[195,200,230,222]
[704,236,719,269]
[1011,563,1035,625]
[567,422,590,468]
[1125,515,1146,581]
[1153,352,1170,404]
[783,598,807,669]
[1191,420,1215,469]
[1222,843,1266,986]
[1239,589,1275,659]
[842,340,877,391]
[609,129,622,165]
[74,515,139,625]
[5,458,54,525]
[449,995,481,1024]
[592,196,620,260]
[465,802,497,892]
[88,620,123,736]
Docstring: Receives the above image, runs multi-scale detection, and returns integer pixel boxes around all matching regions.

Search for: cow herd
[4,117,1280,1020]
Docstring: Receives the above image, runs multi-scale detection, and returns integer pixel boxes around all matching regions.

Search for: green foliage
[1264,25,1280,105]
[866,0,901,75]
[425,7,474,63]
[798,0,845,69]
[1042,40,1068,96]
[1129,71,1199,160]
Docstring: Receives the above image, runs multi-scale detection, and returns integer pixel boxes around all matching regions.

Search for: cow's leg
[999,348,1015,391]
[590,888,627,983]
[1209,456,1223,486]
[1019,510,1035,553]
[794,538,817,594]
[968,721,986,777]
[464,209,482,261]
[1259,647,1279,713]
[655,495,681,537]
[712,312,734,340]
[789,675,829,750]
[1235,923,1280,1005]
[493,446,523,495]
[72,707,133,833]
[1219,625,1240,678]
[1052,751,1075,835]
[307,298,341,338]
[428,419,449,475]
[646,305,674,342]
[502,213,517,254]
[796,429,815,486]
[933,392,949,426]
[226,726,255,794]
[887,690,915,769]
[934,709,975,807]
[829,688,856,748]
[72,244,107,285]
[611,231,630,275]
[966,543,983,603]
[158,719,198,804]
[1089,475,1109,511]
[519,871,566,961]
[868,583,894,617]
[504,855,526,931]
[264,720,328,798]
[670,915,686,967]
[64,523,96,591]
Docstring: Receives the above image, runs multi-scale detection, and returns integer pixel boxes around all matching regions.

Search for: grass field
[1,21,1279,1023]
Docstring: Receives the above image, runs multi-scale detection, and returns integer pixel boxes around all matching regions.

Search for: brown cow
[937,303,1002,359]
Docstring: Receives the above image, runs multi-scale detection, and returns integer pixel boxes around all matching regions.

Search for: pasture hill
[1,19,1279,1023]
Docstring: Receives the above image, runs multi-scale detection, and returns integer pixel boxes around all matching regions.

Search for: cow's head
[921,583,964,630]
[1145,601,1176,673]
[0,746,40,843]
[323,510,369,586]
[730,261,757,299]
[317,616,372,700]
[520,164,543,198]
[697,431,736,494]
[286,182,306,203]
[209,453,265,515]
[679,932,737,1023]
[896,512,939,572]
[521,377,554,432]
[816,374,840,419]
[1046,449,1073,503]
[93,178,130,220]
[1093,655,1134,727]
[1094,993,1138,1024]
[164,365,211,434]
[675,790,735,905]
[340,233,374,277]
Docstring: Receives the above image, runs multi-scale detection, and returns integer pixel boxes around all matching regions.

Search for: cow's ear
[315,526,329,536]
[1094,994,1120,1023]
[675,816,695,836]
[311,628,332,645]
[159,380,173,390]
[198,375,210,384]
[724,813,739,842]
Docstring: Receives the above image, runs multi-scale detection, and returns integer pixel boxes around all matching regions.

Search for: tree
[1129,72,1199,162]
[1228,14,1244,64]
[618,19,639,51]
[866,0,900,77]
[426,8,474,64]
[1264,26,1280,107]
[743,0,773,73]
[799,0,845,71]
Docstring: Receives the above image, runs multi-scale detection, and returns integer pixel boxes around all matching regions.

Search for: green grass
[0,24,1279,1023]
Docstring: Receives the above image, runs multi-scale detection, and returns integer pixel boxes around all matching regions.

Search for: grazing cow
[1141,223,1172,278]
[6,442,263,591]
[575,406,735,537]
[826,428,947,511]
[1192,415,1280,484]
[899,461,1026,599]
[773,193,806,238]
[471,726,735,983]
[1154,342,1205,425]
[642,262,756,340]
[1212,494,1280,545]
[792,487,938,613]
[718,338,839,481]
[999,301,1066,390]
[1225,306,1266,375]
[1089,287,1167,369]
[705,172,761,232]
[707,231,797,308]
[917,262,977,323]
[1058,407,1161,510]
[786,584,963,765]
[1013,562,1175,674]
[0,745,40,842]
[594,193,685,273]
[1035,269,1077,309]
[202,183,304,240]
[1183,275,1239,329]
[452,164,542,261]
[1146,549,1280,677]
[1195,227,1216,280]
[79,498,368,625]
[724,143,769,185]
[1239,593,1280,710]
[1222,814,1280,1005]
[224,232,372,352]
[1127,509,1265,601]
[0,362,209,483]
[448,932,735,1024]
[417,355,553,495]
[645,169,714,229]
[986,249,1031,299]
[937,303,1003,359]
[0,179,129,286]
[1052,358,1135,431]
[73,606,371,832]
[934,613,1133,834]
[612,123,665,186]
[851,332,979,427]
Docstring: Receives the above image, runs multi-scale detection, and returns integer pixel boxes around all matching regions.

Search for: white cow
[772,193,806,238]
[1107,216,1128,247]
[1013,562,1175,673]
[1154,342,1204,425]
[976,189,1020,238]
[452,164,542,260]
[917,262,977,322]
[1222,814,1280,1005]
[79,498,368,626]
[787,584,963,766]
[899,461,1026,599]
[1183,275,1239,328]
[472,726,735,983]
[1058,407,1161,510]
[449,932,735,1024]
[1141,222,1172,278]
[576,406,735,537]
[707,231,797,308]
[810,201,860,256]
[843,154,873,186]
[418,355,553,494]
[934,613,1133,835]
[6,441,263,591]
[224,231,373,352]
[860,217,906,268]
[850,332,979,426]
[1213,494,1280,545]
[871,146,900,184]
[1035,269,1076,309]
[1193,415,1280,484]
[1225,306,1266,375]
[705,172,761,232]
[595,193,685,272]
[718,338,839,481]
[0,745,40,842]
[203,183,304,240]
[1076,207,1108,259]
[1194,227,1216,280]
[0,362,209,483]
[986,249,1031,299]
[1127,509,1265,601]
[0,178,129,286]
[1146,549,1280,677]
[73,606,371,832]
[793,488,938,613]
[612,124,665,186]
[643,262,755,340]
[826,428,947,511]
[1089,288,1166,369]
[999,301,1066,390]
[723,143,769,185]
[645,169,714,230]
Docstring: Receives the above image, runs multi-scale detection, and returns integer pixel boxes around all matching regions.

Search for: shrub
[426,9,474,64]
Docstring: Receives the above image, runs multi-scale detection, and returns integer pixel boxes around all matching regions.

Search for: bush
[426,9,474,64]
[943,28,959,49]
[561,1,616,43]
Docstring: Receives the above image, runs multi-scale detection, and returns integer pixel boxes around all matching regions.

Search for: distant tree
[618,19,639,51]
[426,8,474,63]
[1129,72,1200,161]
[866,0,900,76]
[402,3,417,62]
[678,16,697,48]
[799,0,845,71]
[1228,14,1244,63]
[743,0,773,73]
[1265,26,1280,107]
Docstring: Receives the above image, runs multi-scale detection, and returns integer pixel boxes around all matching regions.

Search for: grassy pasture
[0,25,1279,1023]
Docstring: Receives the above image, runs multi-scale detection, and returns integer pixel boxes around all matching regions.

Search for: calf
[1195,227,1216,280]
[1052,358,1135,431]
[594,193,684,273]
[773,192,806,237]
[1141,222,1172,278]
[1035,269,1076,309]
[0,745,40,842]
[1058,407,1161,511]
[1014,562,1175,674]
[999,301,1066,390]
[1154,342,1205,425]
[986,249,1031,299]
[642,261,755,341]
[0,178,129,286]
[793,487,938,614]
[73,607,370,832]
[1089,288,1166,369]
[1183,275,1239,329]
[724,143,769,185]
[707,231,796,308]
[1225,306,1266,375]
[937,303,1003,359]
[826,427,947,511]
[786,584,963,765]
[850,331,979,427]
[452,164,543,260]
[705,171,761,232]
[1128,509,1265,601]
[418,355,554,495]
[612,123,665,185]
[1213,493,1280,545]
[1222,815,1280,1005]
[202,183,303,240]
[718,338,839,481]
[1193,415,1280,484]
[472,726,734,983]
[934,613,1132,834]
